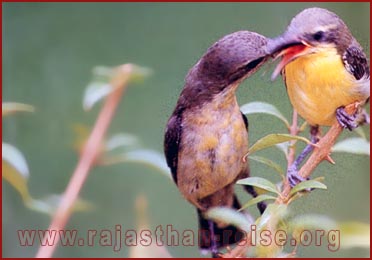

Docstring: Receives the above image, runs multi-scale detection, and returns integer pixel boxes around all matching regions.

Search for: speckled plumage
[164,31,269,250]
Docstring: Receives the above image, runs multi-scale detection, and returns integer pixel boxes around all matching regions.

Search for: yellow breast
[284,47,365,126]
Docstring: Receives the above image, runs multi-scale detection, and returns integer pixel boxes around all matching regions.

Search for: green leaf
[239,194,277,211]
[104,133,140,152]
[2,161,32,203]
[339,222,370,249]
[101,149,171,179]
[332,137,370,155]
[240,102,290,128]
[256,204,288,231]
[83,82,113,111]
[2,143,32,205]
[275,142,290,157]
[249,155,284,178]
[248,134,311,155]
[2,143,29,178]
[126,64,153,83]
[26,194,94,215]
[254,203,290,259]
[92,66,115,79]
[2,102,35,116]
[3,143,93,215]
[205,207,252,233]
[289,180,327,197]
[83,64,152,111]
[237,177,280,195]
[299,121,308,132]
[288,214,338,234]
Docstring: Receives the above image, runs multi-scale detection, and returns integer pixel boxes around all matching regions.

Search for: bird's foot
[336,106,357,130]
[287,163,310,188]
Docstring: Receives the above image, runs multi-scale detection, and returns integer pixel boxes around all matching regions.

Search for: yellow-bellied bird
[164,31,269,255]
[267,7,370,186]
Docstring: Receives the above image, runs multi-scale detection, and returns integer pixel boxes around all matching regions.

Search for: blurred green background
[2,2,370,258]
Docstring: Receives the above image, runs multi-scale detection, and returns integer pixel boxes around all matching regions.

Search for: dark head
[267,7,353,80]
[184,31,268,98]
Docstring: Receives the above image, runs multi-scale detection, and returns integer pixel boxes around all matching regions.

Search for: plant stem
[35,64,134,258]
[279,102,360,201]
[224,110,301,258]
[298,103,359,180]
[283,110,299,193]
[227,103,360,257]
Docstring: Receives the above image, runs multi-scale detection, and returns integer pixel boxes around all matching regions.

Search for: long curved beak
[266,34,298,55]
[266,35,311,80]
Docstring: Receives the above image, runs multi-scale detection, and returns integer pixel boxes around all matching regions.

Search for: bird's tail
[197,195,245,252]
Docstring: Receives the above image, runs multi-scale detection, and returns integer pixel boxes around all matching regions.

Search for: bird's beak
[266,35,311,80]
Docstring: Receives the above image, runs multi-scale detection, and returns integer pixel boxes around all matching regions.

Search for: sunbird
[267,7,370,186]
[164,31,269,255]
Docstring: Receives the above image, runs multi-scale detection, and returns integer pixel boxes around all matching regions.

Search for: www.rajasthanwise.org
[18,224,340,252]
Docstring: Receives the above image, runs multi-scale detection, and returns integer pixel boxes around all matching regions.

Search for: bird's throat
[272,44,309,80]
[284,47,362,126]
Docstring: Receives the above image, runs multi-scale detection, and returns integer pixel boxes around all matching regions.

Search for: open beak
[266,35,311,80]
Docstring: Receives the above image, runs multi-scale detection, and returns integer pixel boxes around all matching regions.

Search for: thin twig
[287,110,299,167]
[279,102,360,201]
[36,64,134,258]
[226,103,360,257]
[298,102,359,180]
[282,110,300,196]
[223,111,301,258]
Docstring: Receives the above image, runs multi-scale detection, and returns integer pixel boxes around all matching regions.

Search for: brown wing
[342,42,370,80]
[241,112,248,130]
[164,113,183,184]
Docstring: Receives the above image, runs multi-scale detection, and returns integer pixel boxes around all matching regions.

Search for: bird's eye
[313,31,324,41]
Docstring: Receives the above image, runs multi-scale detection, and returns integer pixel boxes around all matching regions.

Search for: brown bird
[266,7,370,186]
[164,31,269,255]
